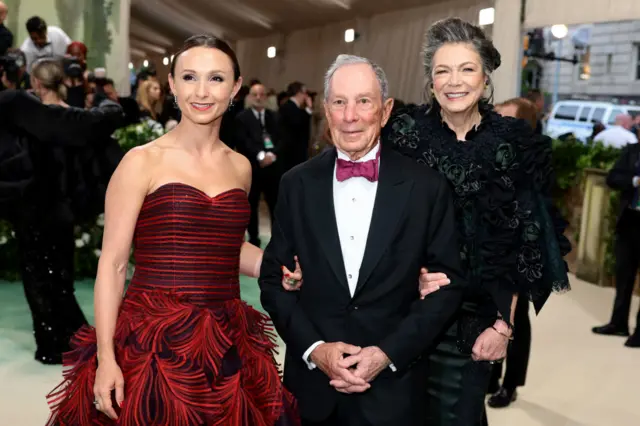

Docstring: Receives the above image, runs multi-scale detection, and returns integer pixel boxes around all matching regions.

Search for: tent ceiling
[129,0,445,55]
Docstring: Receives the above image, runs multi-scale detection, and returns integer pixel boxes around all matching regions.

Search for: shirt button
[350,236,354,240]
[352,197,356,202]
[348,274,353,279]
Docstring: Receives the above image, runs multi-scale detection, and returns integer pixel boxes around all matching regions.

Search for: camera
[0,51,24,87]
[63,56,85,79]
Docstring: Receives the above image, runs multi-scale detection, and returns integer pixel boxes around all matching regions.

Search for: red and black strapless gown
[46,183,299,426]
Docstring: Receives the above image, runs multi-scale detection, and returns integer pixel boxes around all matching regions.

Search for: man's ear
[381,97,395,127]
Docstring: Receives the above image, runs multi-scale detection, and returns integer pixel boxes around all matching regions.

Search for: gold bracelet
[491,325,514,341]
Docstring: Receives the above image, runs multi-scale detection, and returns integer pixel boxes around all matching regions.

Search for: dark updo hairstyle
[169,34,241,81]
[422,17,501,106]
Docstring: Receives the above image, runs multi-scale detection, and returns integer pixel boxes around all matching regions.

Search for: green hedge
[0,133,624,281]
[551,136,621,276]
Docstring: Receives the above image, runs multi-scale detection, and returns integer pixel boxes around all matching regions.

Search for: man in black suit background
[279,81,312,172]
[259,55,466,426]
[592,143,640,348]
[235,82,281,247]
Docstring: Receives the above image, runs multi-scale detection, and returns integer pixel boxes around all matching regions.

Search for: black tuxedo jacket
[234,108,280,167]
[259,144,466,425]
[607,143,640,229]
[278,99,311,169]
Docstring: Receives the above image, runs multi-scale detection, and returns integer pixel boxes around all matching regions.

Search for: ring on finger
[287,278,297,286]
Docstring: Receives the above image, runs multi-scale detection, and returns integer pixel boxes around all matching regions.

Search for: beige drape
[525,0,640,29]
[236,0,491,104]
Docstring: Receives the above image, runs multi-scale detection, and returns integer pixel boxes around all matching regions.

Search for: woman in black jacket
[0,58,124,364]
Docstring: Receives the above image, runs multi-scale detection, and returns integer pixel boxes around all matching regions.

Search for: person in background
[0,58,124,364]
[593,114,638,148]
[279,81,312,172]
[525,89,545,134]
[277,90,289,107]
[20,16,71,71]
[234,82,281,247]
[590,121,606,140]
[266,87,279,111]
[592,142,640,348]
[0,48,30,90]
[630,114,640,139]
[0,1,13,56]
[485,97,538,408]
[136,79,163,123]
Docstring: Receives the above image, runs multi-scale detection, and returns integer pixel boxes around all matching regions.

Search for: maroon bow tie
[336,157,379,182]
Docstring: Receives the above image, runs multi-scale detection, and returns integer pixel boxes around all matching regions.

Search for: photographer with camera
[0,48,30,91]
[62,42,88,108]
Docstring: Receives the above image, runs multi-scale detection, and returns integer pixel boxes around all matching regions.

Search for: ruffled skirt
[46,291,299,426]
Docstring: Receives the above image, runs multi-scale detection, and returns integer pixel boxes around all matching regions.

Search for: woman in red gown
[46,35,299,426]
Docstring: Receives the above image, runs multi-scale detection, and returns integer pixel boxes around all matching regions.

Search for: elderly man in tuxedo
[259,54,466,426]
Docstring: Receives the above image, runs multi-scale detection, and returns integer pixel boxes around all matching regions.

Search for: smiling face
[324,63,393,160]
[432,42,486,115]
[168,46,242,125]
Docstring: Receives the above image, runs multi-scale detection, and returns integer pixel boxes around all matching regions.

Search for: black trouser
[14,217,87,356]
[611,212,640,331]
[490,296,531,390]
[247,163,280,245]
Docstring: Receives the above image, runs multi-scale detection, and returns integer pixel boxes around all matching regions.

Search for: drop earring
[173,95,178,107]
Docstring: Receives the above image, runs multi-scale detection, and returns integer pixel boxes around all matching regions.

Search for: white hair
[323,54,389,101]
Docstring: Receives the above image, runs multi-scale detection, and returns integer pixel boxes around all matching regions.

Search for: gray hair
[324,54,389,101]
[422,17,501,106]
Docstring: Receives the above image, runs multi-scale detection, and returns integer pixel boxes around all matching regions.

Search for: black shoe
[487,387,517,408]
[592,324,629,336]
[624,332,640,348]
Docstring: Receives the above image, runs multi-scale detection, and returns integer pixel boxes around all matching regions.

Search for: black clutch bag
[456,309,496,355]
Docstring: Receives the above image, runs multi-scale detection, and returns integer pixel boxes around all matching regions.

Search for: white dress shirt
[20,26,71,72]
[593,126,638,148]
[302,143,381,369]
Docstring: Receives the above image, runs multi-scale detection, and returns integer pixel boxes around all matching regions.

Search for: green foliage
[113,120,165,153]
[550,136,621,276]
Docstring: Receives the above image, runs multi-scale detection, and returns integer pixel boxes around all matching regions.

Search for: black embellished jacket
[382,102,571,328]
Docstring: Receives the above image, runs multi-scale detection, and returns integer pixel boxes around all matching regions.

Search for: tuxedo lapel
[303,149,350,293]
[354,146,412,298]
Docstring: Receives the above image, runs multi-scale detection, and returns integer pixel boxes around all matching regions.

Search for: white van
[545,100,640,141]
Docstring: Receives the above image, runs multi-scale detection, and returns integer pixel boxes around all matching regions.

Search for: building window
[636,45,640,80]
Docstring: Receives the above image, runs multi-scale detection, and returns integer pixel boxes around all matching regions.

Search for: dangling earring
[173,95,178,107]
[229,99,234,109]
